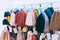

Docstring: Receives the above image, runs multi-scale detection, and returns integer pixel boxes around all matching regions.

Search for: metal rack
[17,2,60,10]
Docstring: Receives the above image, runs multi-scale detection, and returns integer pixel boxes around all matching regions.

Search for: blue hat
[4,11,10,17]
[3,19,10,25]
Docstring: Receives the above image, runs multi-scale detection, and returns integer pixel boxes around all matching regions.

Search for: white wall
[0,0,12,36]
[0,0,12,25]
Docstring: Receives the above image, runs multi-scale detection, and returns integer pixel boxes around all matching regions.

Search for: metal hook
[31,4,33,9]
[23,5,25,9]
[40,3,41,7]
[51,2,53,7]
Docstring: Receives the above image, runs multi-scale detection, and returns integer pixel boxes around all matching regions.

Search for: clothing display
[43,12,49,32]
[31,35,36,40]
[17,31,23,40]
[22,32,27,40]
[27,31,33,40]
[4,11,10,17]
[14,9,20,14]
[27,26,33,32]
[10,12,15,26]
[50,11,60,31]
[4,12,10,23]
[10,33,15,40]
[22,27,27,32]
[7,16,10,22]
[6,25,17,40]
[44,7,54,24]
[15,12,27,27]
[0,30,10,40]
[25,11,35,26]
[3,19,10,25]
[3,4,60,40]
[33,9,39,18]
[36,13,45,33]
